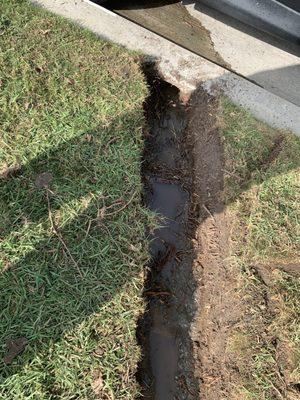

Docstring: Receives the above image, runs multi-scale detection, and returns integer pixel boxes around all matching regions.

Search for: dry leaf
[92,371,104,395]
[0,164,21,180]
[40,29,51,35]
[3,337,28,365]
[65,77,75,85]
[35,66,44,73]
[85,134,93,142]
[97,207,106,222]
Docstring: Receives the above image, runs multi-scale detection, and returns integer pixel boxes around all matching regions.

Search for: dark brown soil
[185,91,300,400]
[136,62,300,400]
[3,337,28,365]
[186,88,242,399]
[137,65,199,400]
[138,65,243,399]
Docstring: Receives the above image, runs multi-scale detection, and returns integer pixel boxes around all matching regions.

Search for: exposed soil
[133,56,299,400]
[187,89,242,399]
[137,65,199,400]
[185,93,300,400]
[137,65,242,399]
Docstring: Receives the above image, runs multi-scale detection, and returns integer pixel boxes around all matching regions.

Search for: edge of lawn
[0,1,153,399]
[221,98,300,400]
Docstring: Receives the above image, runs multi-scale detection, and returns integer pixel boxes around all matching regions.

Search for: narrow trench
[137,64,199,400]
[93,0,229,395]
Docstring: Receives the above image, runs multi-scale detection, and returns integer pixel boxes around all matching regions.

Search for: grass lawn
[1,1,299,398]
[221,101,300,399]
[0,1,150,399]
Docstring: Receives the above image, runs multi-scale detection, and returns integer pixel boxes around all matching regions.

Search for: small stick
[105,191,137,216]
[202,204,216,222]
[84,219,92,240]
[46,190,83,278]
[144,291,171,296]
[104,137,118,151]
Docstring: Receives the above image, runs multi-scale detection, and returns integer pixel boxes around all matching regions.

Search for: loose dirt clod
[35,171,53,189]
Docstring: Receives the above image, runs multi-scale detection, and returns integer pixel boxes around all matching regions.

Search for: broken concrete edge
[32,0,300,135]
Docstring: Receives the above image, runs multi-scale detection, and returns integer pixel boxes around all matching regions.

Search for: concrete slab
[97,0,228,67]
[32,0,300,135]
[97,0,300,107]
[184,1,300,107]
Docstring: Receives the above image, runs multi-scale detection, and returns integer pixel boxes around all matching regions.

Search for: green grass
[0,1,150,399]
[222,100,300,399]
[2,2,299,398]
[222,101,300,261]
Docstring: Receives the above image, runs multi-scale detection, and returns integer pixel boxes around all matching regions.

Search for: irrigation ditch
[137,63,234,400]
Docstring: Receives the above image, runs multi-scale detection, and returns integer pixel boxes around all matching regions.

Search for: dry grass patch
[221,99,300,399]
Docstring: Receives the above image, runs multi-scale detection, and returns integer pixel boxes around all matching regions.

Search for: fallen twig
[202,204,216,222]
[144,290,171,296]
[46,190,83,278]
[105,191,137,217]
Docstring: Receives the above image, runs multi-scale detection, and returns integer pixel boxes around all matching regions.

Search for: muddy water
[147,181,188,399]
[139,71,197,399]
[96,0,227,67]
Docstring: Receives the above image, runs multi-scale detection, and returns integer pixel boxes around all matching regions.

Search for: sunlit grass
[222,99,300,399]
[0,1,150,398]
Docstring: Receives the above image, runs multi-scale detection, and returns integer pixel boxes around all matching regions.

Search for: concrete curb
[33,0,300,134]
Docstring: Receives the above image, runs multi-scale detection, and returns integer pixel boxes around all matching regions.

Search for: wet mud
[135,60,234,399]
[137,67,199,399]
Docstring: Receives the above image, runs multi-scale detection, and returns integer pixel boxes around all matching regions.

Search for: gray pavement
[33,0,300,134]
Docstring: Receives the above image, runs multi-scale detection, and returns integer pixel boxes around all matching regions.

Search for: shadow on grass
[0,109,149,396]
[0,80,299,399]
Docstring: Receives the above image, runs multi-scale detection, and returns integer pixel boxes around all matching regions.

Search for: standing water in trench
[138,67,199,399]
